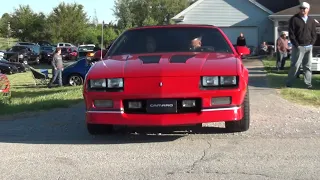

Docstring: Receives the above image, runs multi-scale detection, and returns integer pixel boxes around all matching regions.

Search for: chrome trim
[87,108,124,114]
[201,106,241,112]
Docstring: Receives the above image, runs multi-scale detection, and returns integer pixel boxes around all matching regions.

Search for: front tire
[225,88,250,132]
[87,124,114,135]
[68,74,83,86]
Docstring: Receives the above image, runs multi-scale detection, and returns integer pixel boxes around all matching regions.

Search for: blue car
[60,58,92,86]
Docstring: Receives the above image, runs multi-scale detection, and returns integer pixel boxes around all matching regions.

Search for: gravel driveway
[0,59,319,180]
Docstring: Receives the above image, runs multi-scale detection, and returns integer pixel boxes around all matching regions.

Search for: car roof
[129,24,217,31]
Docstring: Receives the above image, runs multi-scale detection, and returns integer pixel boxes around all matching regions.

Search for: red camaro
[83,24,250,135]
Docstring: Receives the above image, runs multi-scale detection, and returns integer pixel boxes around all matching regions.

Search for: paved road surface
[0,59,320,180]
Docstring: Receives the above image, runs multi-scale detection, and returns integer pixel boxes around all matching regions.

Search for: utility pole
[7,22,10,47]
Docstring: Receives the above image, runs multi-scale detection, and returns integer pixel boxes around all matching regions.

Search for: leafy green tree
[9,5,47,41]
[46,2,89,44]
[0,13,11,37]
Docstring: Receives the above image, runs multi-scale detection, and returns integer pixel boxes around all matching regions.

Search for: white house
[171,0,319,50]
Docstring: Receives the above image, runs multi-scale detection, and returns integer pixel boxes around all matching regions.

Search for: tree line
[0,0,195,48]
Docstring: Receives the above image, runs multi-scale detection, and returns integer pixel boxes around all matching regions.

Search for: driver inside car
[190,36,202,51]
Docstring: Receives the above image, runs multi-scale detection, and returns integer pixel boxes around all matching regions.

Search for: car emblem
[159,82,163,87]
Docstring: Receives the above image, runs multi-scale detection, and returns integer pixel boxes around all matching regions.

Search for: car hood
[88,52,239,79]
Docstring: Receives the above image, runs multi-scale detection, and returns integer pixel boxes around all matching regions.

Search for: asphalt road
[0,59,320,180]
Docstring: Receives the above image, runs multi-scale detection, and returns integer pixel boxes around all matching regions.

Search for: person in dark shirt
[286,2,317,89]
[48,48,64,88]
[236,33,246,46]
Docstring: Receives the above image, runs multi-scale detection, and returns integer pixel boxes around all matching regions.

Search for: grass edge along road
[262,57,320,107]
[0,65,83,117]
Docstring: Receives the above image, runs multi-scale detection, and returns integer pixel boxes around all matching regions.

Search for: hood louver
[138,55,161,64]
[170,55,195,63]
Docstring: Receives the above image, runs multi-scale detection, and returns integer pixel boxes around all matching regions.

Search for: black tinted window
[107,27,233,56]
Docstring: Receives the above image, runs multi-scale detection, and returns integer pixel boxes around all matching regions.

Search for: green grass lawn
[0,64,83,116]
[262,57,320,107]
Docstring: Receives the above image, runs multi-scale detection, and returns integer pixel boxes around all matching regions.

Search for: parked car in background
[3,45,41,65]
[52,57,92,86]
[0,58,27,72]
[40,46,56,64]
[83,24,250,135]
[311,26,320,72]
[56,42,75,47]
[78,45,95,59]
[60,47,78,61]
[0,61,19,74]
[37,41,52,46]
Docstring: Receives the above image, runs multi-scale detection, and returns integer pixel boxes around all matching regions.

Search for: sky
[0,0,116,23]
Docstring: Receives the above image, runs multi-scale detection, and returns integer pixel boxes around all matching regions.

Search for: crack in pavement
[186,141,212,173]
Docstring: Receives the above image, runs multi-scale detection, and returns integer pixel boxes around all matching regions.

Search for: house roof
[270,1,320,16]
[171,0,276,20]
[171,0,303,21]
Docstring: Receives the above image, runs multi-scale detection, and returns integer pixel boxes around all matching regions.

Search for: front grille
[123,98,202,114]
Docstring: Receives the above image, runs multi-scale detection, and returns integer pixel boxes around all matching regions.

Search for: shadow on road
[0,117,231,145]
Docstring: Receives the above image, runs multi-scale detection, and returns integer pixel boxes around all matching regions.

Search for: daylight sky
[0,0,116,23]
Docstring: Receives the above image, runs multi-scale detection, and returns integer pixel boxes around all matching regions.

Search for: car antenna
[101,20,107,67]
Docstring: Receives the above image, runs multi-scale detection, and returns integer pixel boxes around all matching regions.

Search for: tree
[46,2,89,44]
[0,13,11,37]
[9,5,47,41]
[113,0,190,28]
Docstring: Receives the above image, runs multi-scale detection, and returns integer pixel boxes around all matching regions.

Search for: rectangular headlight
[201,76,238,87]
[220,76,237,86]
[107,78,123,88]
[90,79,106,88]
[202,76,219,86]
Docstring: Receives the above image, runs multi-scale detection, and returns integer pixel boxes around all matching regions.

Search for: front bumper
[86,105,244,126]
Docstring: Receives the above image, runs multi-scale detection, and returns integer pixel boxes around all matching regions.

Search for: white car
[56,42,75,47]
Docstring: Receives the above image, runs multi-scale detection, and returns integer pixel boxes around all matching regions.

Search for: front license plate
[146,99,177,114]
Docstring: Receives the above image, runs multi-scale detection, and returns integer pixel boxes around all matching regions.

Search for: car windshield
[78,46,94,51]
[107,27,233,56]
[314,29,320,46]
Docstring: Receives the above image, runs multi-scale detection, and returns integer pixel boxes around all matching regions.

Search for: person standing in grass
[48,47,64,88]
[276,31,289,71]
[286,2,317,89]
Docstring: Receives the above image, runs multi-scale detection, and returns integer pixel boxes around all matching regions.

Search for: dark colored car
[0,58,27,72]
[40,46,56,63]
[4,45,40,65]
[0,62,19,74]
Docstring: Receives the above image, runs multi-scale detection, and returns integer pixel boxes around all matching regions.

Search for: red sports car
[83,24,250,135]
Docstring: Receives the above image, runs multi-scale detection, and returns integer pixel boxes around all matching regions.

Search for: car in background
[0,58,27,73]
[0,61,19,74]
[311,26,320,72]
[3,45,41,65]
[60,57,92,86]
[56,42,75,47]
[40,46,56,63]
[60,47,78,61]
[83,24,250,135]
[78,45,96,59]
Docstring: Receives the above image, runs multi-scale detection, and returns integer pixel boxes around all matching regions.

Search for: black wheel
[87,124,114,135]
[225,88,250,132]
[68,74,83,86]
